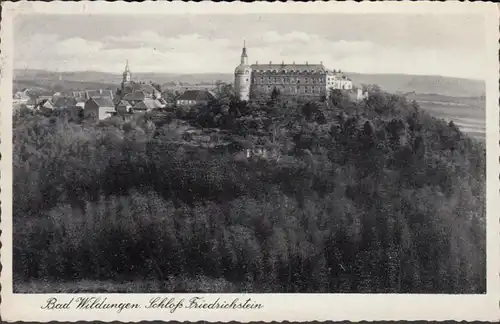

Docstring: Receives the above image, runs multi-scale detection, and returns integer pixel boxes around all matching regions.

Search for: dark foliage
[13,88,486,293]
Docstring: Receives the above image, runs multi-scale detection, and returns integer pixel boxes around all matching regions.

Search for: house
[116,100,132,114]
[176,89,215,107]
[122,90,148,106]
[131,98,165,113]
[37,99,55,112]
[84,97,115,121]
[26,98,37,109]
[53,97,77,110]
[75,97,86,108]
[13,89,30,104]
[36,92,54,104]
[86,89,114,100]
[72,89,114,101]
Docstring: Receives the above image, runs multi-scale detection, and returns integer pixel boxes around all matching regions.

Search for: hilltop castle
[234,43,354,101]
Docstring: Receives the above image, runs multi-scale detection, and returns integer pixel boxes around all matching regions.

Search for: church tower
[122,60,132,84]
[234,41,252,101]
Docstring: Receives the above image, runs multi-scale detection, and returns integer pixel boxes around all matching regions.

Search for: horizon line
[13,68,486,82]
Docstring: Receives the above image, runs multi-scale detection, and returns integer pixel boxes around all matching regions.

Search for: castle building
[234,42,252,101]
[234,44,353,101]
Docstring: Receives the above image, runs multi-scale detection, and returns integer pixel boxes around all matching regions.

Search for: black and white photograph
[1,1,499,322]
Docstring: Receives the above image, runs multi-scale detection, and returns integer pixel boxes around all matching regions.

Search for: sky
[14,14,486,79]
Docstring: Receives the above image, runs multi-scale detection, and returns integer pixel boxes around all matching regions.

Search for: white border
[1,1,499,322]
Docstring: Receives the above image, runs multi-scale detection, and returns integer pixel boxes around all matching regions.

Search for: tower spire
[123,59,131,83]
[240,40,248,64]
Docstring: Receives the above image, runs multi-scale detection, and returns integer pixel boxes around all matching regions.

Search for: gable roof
[124,81,158,94]
[251,63,326,73]
[89,97,114,107]
[122,90,147,101]
[132,98,164,110]
[87,89,114,99]
[40,99,55,109]
[117,100,131,107]
[177,90,215,102]
[54,97,77,109]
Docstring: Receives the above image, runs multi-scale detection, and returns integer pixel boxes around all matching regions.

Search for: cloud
[14,30,485,80]
[56,37,103,56]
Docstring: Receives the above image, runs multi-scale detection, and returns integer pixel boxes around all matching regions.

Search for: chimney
[256,61,258,64]
[269,61,272,65]
[306,61,308,65]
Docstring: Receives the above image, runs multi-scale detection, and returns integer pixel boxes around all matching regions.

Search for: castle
[234,43,354,101]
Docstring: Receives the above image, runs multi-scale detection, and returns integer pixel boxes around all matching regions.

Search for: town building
[13,89,31,104]
[234,43,353,101]
[131,98,165,113]
[84,97,115,121]
[176,89,216,108]
[116,100,132,114]
[119,61,162,101]
[36,92,55,104]
[37,99,55,111]
[72,90,114,101]
[54,97,78,110]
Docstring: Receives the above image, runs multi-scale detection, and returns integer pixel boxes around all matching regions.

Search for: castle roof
[251,63,326,73]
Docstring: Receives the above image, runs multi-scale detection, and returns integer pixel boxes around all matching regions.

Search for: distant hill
[347,73,485,98]
[14,69,484,98]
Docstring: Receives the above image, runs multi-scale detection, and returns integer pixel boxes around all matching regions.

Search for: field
[407,94,486,139]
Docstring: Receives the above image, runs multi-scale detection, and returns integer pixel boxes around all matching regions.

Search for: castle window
[260,77,264,82]
[246,78,249,82]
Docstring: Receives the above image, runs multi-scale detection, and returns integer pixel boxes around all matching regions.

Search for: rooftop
[177,89,216,102]
[251,63,326,73]
[89,97,114,107]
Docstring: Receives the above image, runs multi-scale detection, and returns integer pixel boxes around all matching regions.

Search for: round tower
[234,41,252,101]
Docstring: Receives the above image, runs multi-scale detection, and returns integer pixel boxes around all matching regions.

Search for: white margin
[1,1,499,322]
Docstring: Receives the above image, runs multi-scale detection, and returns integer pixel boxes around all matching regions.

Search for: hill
[14,69,484,98]
[13,88,486,294]
[347,73,485,98]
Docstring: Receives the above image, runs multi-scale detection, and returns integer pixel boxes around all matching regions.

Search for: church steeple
[240,41,248,65]
[123,60,131,83]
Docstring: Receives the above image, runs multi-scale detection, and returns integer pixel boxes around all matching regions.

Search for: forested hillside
[13,88,486,293]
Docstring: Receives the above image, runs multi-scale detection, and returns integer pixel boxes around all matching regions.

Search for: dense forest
[13,87,486,293]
